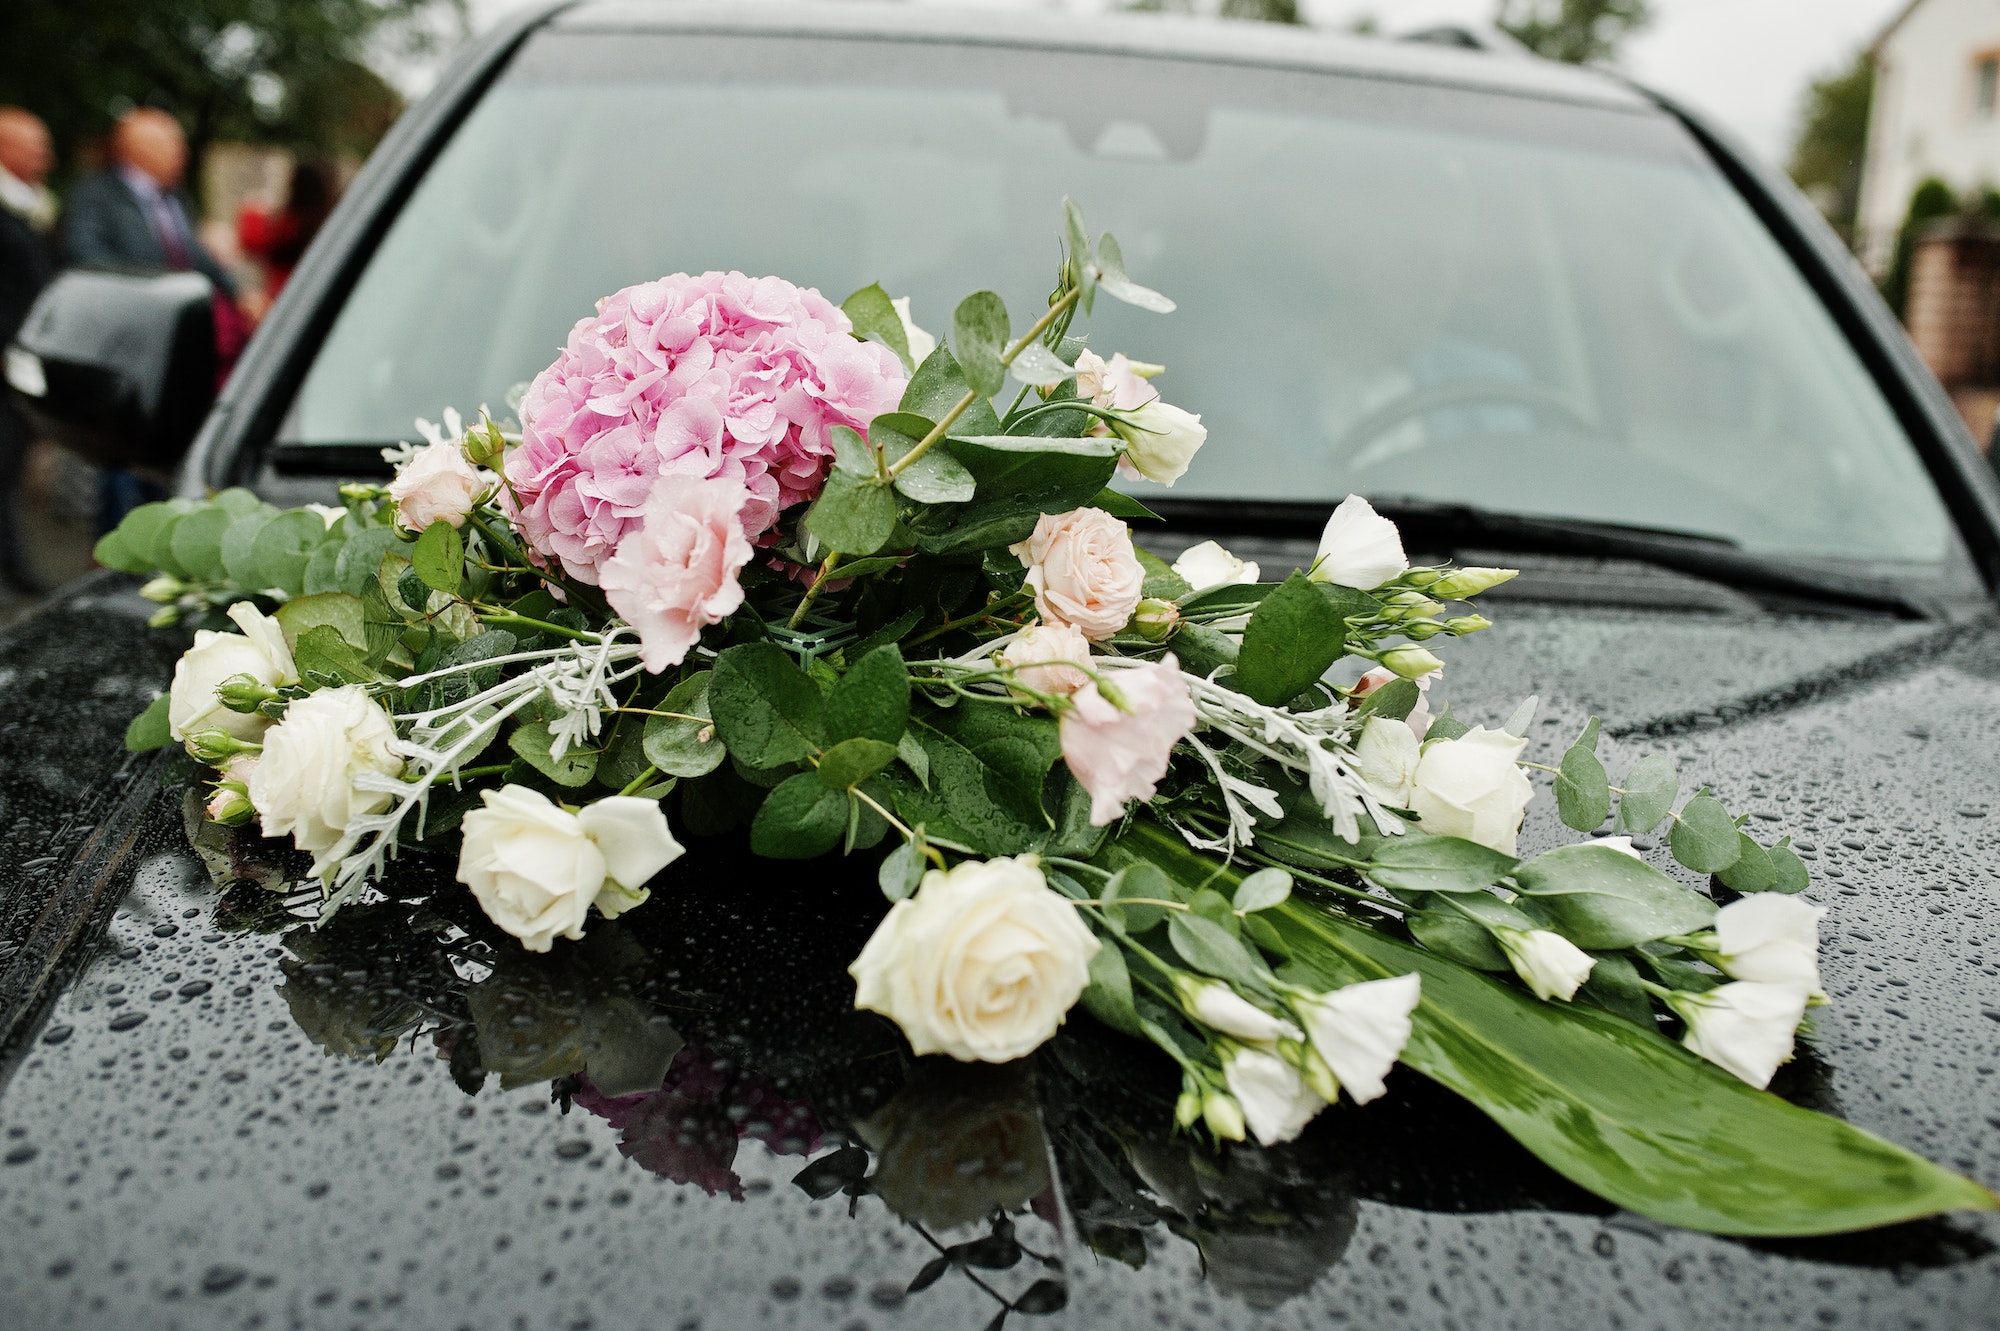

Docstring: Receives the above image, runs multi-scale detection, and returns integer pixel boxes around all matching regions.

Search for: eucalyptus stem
[475,610,599,642]
[617,765,662,797]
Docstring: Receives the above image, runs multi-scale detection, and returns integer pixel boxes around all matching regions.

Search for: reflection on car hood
[0,579,1997,1329]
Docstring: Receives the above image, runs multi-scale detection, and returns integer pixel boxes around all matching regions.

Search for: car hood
[1,578,1997,1329]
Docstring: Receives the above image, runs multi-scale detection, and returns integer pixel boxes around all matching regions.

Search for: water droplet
[151,924,178,938]
[200,1265,247,1295]
[178,980,212,999]
[553,1140,590,1160]
[40,1025,71,1045]
[107,1011,147,1032]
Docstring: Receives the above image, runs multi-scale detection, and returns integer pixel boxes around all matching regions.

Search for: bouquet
[112,200,1997,1236]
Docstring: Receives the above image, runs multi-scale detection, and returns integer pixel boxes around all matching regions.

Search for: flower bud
[1429,567,1518,600]
[1384,591,1444,617]
[1287,1039,1342,1103]
[1379,644,1445,679]
[1401,620,1443,640]
[464,419,507,468]
[1174,1089,1204,1129]
[147,605,182,628]
[205,783,255,826]
[215,673,280,713]
[139,575,186,603]
[1131,597,1180,643]
[186,729,261,764]
[1202,1091,1247,1142]
[1443,615,1493,635]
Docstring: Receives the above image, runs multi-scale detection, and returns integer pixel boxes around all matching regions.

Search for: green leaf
[1009,341,1075,388]
[1580,952,1657,1025]
[816,737,897,790]
[1099,862,1176,933]
[508,722,598,787]
[1170,622,1238,681]
[92,529,150,574]
[1353,678,1420,722]
[1088,488,1161,522]
[1618,754,1679,834]
[1118,821,1999,1237]
[301,539,346,596]
[894,728,929,787]
[840,281,914,372]
[895,704,1062,856]
[1424,705,1471,742]
[1365,833,1518,895]
[412,519,466,594]
[1177,581,1275,616]
[124,693,172,752]
[951,291,1009,397]
[826,643,909,745]
[293,623,381,686]
[114,502,182,576]
[334,528,407,596]
[878,840,924,901]
[1511,843,1716,949]
[213,487,265,517]
[1168,913,1271,992]
[1093,232,1176,314]
[219,509,276,587]
[248,509,328,598]
[1233,867,1292,913]
[1080,943,1146,1038]
[1134,546,1191,601]
[1556,742,1612,833]
[643,672,726,778]
[1408,909,1511,970]
[1234,572,1350,706]
[876,420,975,505]
[806,470,897,557]
[748,772,848,858]
[167,505,231,582]
[1063,196,1095,314]
[899,345,1003,437]
[1767,838,1810,894]
[709,643,826,770]
[908,435,1119,556]
[1716,833,1778,893]
[274,592,367,656]
[1670,793,1742,875]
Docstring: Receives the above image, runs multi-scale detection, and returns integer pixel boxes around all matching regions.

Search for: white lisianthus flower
[1177,977,1302,1045]
[1074,350,1160,411]
[389,438,492,534]
[1309,494,1408,590]
[1408,726,1534,854]
[168,602,298,746]
[891,296,937,368]
[1171,539,1260,591]
[1353,715,1421,807]
[1112,400,1207,486]
[1494,926,1595,1001]
[1711,894,1826,998]
[1292,972,1421,1105]
[248,684,402,878]
[457,786,683,952]
[1588,835,1644,859]
[850,855,1099,1063]
[303,503,346,530]
[1667,980,1810,1088]
[1352,664,1439,739]
[1222,1046,1325,1145]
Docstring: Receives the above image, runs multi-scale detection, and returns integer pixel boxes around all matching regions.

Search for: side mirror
[4,269,218,470]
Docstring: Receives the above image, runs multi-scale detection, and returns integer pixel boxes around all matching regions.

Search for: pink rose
[1010,508,1145,641]
[600,474,755,672]
[1061,656,1197,826]
[996,621,1094,696]
[1074,350,1159,412]
[1351,663,1439,739]
[388,440,490,533]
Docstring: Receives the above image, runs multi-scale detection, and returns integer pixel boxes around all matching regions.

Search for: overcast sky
[448,0,1911,164]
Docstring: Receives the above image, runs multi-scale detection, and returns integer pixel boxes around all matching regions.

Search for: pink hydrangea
[506,272,907,583]
[1060,656,1197,826]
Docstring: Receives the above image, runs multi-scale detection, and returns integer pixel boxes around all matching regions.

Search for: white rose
[1711,894,1825,997]
[1112,399,1207,486]
[1309,494,1408,590]
[168,601,297,746]
[1494,926,1595,1001]
[1588,835,1644,859]
[995,620,1093,697]
[248,684,402,878]
[1292,972,1421,1105]
[1010,507,1145,641]
[850,854,1099,1062]
[1353,715,1421,807]
[891,296,937,368]
[1171,539,1260,592]
[457,786,683,952]
[388,439,491,533]
[1409,726,1534,854]
[1177,977,1302,1045]
[1222,1046,1325,1146]
[1667,980,1809,1088]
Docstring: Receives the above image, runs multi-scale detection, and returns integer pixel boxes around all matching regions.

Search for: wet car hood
[1,572,1997,1330]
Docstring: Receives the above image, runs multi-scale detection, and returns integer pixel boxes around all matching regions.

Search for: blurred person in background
[60,107,250,533]
[0,105,54,594]
[238,157,338,304]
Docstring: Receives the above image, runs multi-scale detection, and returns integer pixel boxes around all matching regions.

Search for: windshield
[285,29,1955,565]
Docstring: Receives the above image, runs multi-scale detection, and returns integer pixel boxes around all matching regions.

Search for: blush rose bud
[463,418,507,468]
[215,674,280,713]
[186,729,261,764]
[205,783,255,826]
[1131,598,1180,642]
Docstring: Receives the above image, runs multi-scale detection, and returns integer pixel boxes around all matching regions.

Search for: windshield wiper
[1143,496,1945,619]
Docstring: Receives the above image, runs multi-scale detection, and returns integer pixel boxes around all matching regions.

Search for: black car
[4,5,1999,1328]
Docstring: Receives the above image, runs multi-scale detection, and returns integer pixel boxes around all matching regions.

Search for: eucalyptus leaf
[817,737,898,790]
[1100,862,1177,933]
[1080,943,1145,1038]
[642,672,726,778]
[1009,341,1077,387]
[1233,867,1293,913]
[249,509,329,597]
[1618,754,1679,834]
[1716,833,1778,893]
[167,506,230,582]
[219,509,277,586]
[1511,843,1716,949]
[1092,233,1176,313]
[1670,794,1742,875]
[877,422,976,505]
[900,345,1004,437]
[1365,833,1517,895]
[1168,913,1271,991]
[878,840,924,902]
[951,290,1009,397]
[509,722,597,787]
[124,693,171,752]
[1767,838,1811,894]
[1556,742,1612,833]
[748,773,847,859]
[709,643,826,770]
[840,281,914,371]
[806,470,897,557]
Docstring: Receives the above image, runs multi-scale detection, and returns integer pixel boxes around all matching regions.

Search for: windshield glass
[285,29,1954,564]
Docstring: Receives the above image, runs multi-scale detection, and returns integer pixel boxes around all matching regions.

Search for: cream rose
[1010,507,1145,640]
[168,602,297,747]
[389,438,491,533]
[849,854,1099,1062]
[457,786,684,952]
[1408,725,1534,855]
[248,684,403,877]
[1059,656,1198,826]
[995,620,1094,697]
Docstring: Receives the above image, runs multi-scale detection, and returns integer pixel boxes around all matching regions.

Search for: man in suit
[60,107,239,534]
[0,106,55,593]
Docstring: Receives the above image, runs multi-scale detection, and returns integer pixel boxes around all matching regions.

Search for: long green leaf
[1120,820,1998,1236]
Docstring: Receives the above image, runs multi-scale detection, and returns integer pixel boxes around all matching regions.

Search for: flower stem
[617,765,662,797]
[475,611,599,641]
[786,554,842,629]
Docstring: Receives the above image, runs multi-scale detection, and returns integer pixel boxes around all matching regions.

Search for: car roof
[547,0,1660,115]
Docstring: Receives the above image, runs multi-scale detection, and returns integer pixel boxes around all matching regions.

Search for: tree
[1121,0,1302,23]
[1494,0,1652,65]
[1788,50,1875,242]
[1879,177,1960,320]
[0,0,463,194]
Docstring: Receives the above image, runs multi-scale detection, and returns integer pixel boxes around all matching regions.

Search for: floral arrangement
[110,201,1996,1236]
